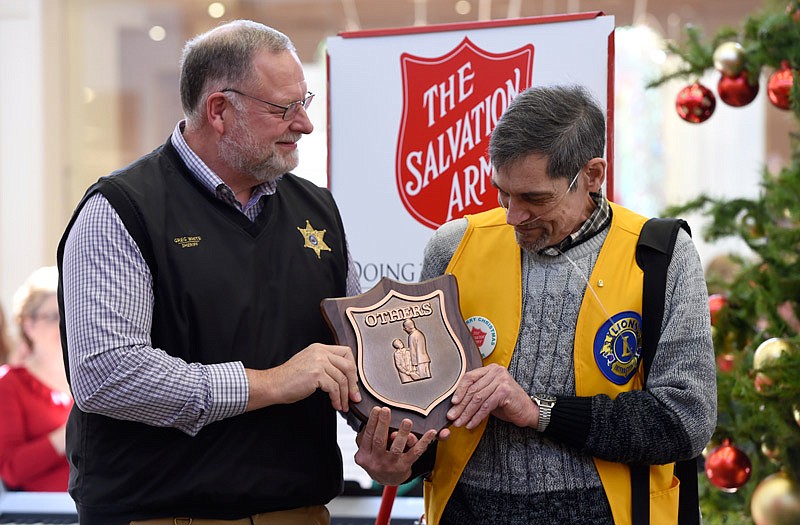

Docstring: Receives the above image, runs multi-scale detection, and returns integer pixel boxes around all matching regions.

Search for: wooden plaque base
[322,275,482,434]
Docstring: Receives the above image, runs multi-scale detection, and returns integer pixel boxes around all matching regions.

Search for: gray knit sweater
[420,212,717,524]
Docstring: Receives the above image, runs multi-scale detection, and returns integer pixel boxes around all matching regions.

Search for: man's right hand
[245,342,360,412]
[354,406,438,486]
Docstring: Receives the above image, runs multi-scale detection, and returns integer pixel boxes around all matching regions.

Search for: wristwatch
[531,393,557,432]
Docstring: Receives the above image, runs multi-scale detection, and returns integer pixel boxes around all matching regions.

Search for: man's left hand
[446,363,538,430]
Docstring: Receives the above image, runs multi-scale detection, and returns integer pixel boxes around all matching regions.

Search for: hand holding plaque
[321,275,482,433]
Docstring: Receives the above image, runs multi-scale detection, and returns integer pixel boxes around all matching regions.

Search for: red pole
[375,484,399,525]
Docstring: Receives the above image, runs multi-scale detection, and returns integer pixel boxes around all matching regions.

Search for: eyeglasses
[221,88,314,120]
[32,311,60,324]
[498,169,581,224]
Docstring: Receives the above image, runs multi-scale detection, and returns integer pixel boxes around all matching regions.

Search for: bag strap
[636,218,689,381]
[632,217,697,525]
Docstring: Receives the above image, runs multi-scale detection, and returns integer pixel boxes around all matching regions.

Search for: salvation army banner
[327,12,615,290]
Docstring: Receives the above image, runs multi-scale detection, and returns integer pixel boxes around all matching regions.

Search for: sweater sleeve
[576,229,717,464]
[420,219,468,280]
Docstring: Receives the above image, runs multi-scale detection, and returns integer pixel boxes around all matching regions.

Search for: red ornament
[705,439,752,492]
[767,61,795,110]
[787,1,800,23]
[676,83,716,123]
[708,293,727,325]
[718,73,759,107]
[717,353,735,373]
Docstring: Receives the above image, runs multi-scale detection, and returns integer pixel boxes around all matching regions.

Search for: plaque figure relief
[321,275,483,432]
[403,318,432,379]
[391,338,420,383]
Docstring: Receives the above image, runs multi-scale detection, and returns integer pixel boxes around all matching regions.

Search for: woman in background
[0,266,72,491]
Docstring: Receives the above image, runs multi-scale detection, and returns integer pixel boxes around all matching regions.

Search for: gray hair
[180,20,295,125]
[489,85,606,183]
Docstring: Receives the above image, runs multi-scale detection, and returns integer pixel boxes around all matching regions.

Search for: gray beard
[218,125,299,184]
[516,231,550,253]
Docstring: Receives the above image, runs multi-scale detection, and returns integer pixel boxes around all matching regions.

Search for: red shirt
[0,365,72,491]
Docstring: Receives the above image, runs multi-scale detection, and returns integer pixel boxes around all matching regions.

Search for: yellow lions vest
[423,203,680,525]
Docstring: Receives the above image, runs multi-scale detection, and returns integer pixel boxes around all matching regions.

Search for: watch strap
[531,394,556,432]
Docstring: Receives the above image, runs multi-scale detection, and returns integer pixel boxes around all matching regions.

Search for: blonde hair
[12,266,59,348]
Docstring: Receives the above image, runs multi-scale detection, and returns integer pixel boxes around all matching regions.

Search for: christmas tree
[647,1,800,523]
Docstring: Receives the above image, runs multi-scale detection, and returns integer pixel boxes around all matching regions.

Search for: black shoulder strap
[631,217,698,525]
[636,218,689,382]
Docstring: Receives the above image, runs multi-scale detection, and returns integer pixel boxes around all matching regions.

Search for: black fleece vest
[56,140,348,524]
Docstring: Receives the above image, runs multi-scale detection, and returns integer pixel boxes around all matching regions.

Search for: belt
[130,505,330,525]
[131,518,251,525]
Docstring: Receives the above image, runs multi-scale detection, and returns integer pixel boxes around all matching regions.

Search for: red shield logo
[470,326,487,348]
[397,37,534,229]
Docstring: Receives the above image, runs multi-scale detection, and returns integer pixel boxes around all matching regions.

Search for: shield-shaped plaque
[321,274,482,433]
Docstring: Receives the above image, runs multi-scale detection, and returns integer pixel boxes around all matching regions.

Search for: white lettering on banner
[404,68,521,202]
[422,61,476,125]
[446,155,493,221]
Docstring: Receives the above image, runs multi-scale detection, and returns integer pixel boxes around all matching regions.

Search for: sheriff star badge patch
[297,220,331,259]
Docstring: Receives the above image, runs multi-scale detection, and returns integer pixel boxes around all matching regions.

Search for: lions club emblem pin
[593,311,643,385]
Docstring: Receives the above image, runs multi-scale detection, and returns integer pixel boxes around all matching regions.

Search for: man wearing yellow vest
[355,85,717,525]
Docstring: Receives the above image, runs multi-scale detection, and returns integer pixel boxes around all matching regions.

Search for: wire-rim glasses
[221,88,314,120]
[498,168,582,224]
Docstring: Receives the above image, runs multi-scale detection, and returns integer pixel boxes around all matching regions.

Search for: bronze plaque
[321,275,482,433]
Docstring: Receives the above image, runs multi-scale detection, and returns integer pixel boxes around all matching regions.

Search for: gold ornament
[750,471,800,525]
[760,435,781,463]
[753,338,792,370]
[713,42,746,77]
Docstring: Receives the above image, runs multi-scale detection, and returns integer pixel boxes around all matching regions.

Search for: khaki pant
[130,505,330,525]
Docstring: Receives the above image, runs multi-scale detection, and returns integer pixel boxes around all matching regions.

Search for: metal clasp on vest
[174,519,192,525]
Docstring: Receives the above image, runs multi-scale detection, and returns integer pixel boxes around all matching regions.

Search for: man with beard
[354,85,716,525]
[57,20,360,525]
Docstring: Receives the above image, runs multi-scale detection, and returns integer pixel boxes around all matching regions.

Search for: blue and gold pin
[297,220,331,259]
